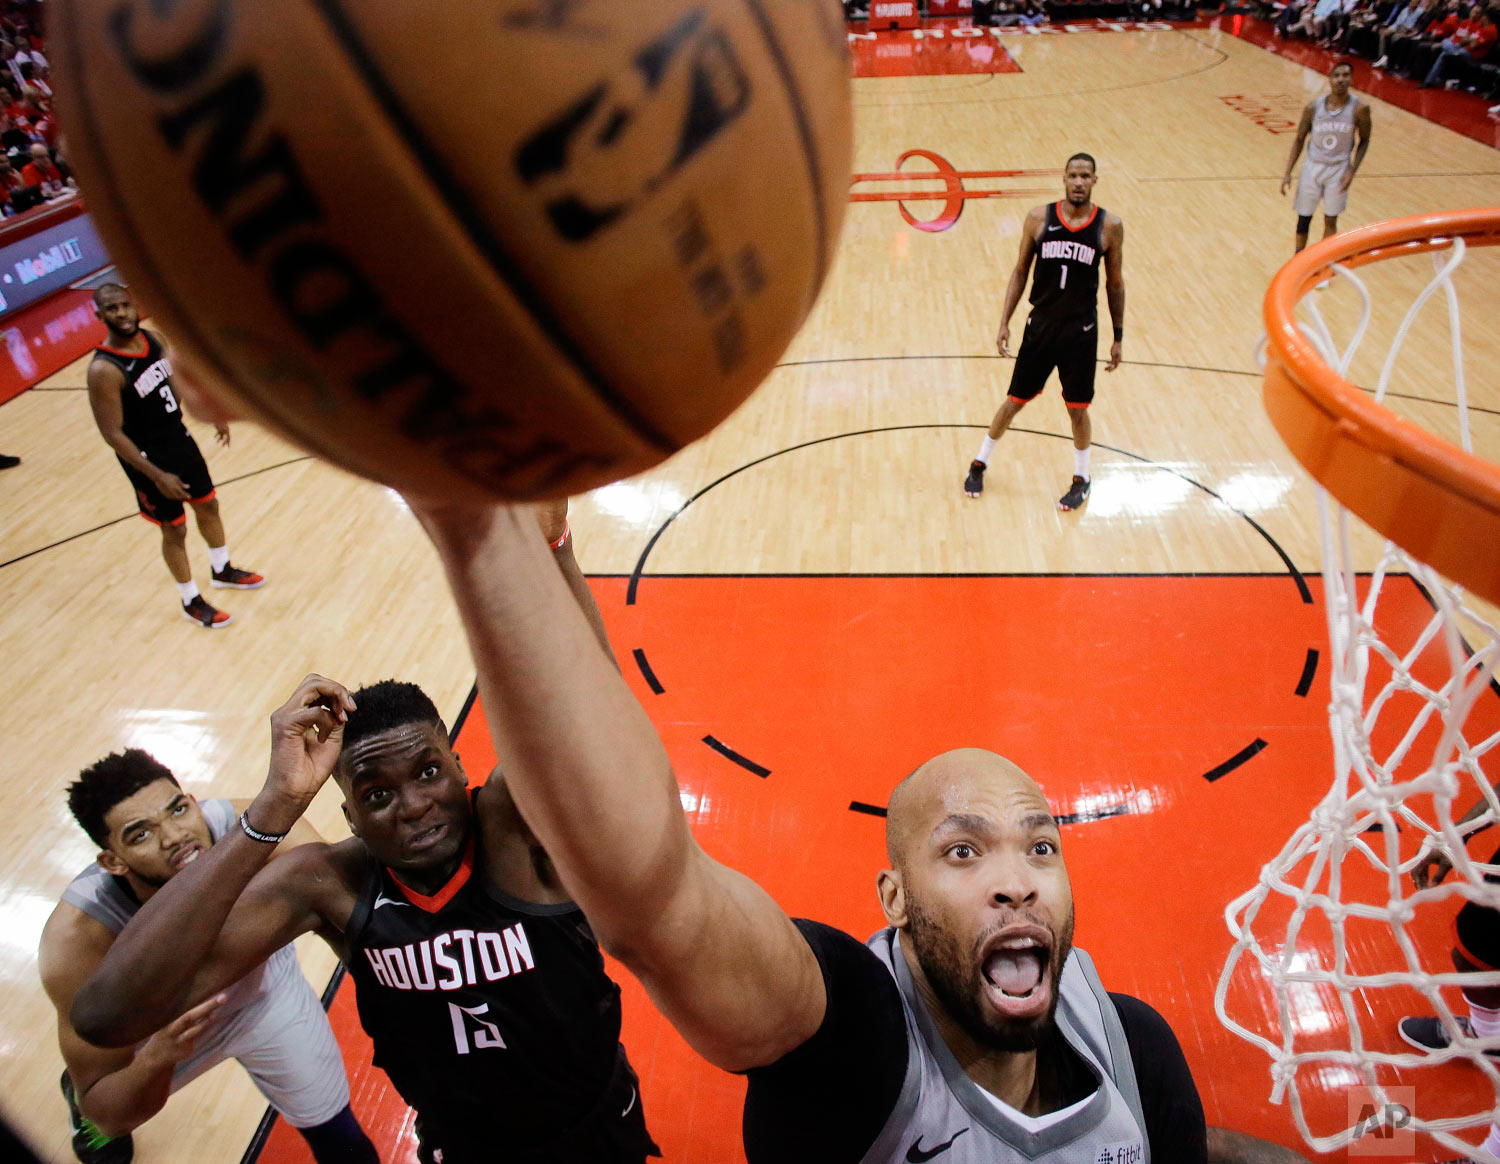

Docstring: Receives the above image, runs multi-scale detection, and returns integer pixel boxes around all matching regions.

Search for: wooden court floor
[2,16,1498,1164]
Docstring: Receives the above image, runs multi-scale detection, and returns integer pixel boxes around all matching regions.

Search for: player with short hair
[1280,62,1372,256]
[69,513,660,1164]
[39,749,375,1164]
[86,284,263,630]
[241,500,1302,1164]
[963,153,1125,512]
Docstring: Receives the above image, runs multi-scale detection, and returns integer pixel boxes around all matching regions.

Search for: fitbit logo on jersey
[1096,1142,1144,1164]
[1040,239,1096,264]
[364,924,536,992]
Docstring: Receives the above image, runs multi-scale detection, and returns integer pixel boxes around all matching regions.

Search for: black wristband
[239,809,288,844]
[1113,327,1123,343]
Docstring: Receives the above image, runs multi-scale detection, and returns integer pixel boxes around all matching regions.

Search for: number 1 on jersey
[1059,265,1067,289]
[448,1001,506,1054]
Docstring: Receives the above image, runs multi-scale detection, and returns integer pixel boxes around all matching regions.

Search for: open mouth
[980,928,1053,1017]
[406,822,448,852]
[168,844,202,871]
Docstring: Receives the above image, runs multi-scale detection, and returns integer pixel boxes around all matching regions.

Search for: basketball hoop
[1218,208,1500,1163]
[1262,208,1500,607]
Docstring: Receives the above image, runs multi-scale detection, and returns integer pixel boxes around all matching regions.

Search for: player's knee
[1296,215,1313,235]
[161,520,188,545]
[191,496,220,518]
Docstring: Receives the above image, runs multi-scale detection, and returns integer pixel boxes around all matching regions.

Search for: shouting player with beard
[367,504,1312,1162]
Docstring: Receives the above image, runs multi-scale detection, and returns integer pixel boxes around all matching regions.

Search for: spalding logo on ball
[54,0,853,499]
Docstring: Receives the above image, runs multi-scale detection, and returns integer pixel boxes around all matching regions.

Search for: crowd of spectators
[0,0,75,217]
[845,0,1197,24]
[1268,0,1500,99]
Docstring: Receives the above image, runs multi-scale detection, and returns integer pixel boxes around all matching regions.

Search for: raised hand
[253,675,356,833]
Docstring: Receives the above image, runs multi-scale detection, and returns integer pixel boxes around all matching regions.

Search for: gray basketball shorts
[1295,160,1350,217]
[170,966,349,1128]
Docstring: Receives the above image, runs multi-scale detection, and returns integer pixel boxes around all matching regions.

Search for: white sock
[208,545,230,572]
[1074,446,1091,480]
[1469,1000,1500,1039]
[1482,1123,1500,1161]
[176,580,199,603]
[976,436,997,465]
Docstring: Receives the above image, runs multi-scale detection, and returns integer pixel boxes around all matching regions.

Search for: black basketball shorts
[118,432,216,526]
[1007,313,1100,409]
[1455,845,1500,972]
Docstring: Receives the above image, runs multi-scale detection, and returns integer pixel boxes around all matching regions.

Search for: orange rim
[1263,207,1500,607]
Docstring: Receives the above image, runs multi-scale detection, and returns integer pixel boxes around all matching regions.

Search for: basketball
[51,0,852,499]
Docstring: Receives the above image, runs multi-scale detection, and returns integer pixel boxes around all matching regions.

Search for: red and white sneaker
[211,564,265,590]
[182,595,232,629]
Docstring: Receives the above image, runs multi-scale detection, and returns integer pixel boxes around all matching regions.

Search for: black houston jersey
[93,330,186,449]
[1028,202,1106,322]
[343,828,628,1156]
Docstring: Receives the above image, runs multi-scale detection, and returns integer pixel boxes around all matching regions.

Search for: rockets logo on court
[364,923,535,992]
[849,150,1053,232]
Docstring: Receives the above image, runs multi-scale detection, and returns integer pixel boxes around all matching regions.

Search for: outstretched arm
[413,503,825,1072]
[71,677,357,1046]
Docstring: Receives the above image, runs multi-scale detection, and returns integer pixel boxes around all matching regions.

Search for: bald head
[886,748,1049,867]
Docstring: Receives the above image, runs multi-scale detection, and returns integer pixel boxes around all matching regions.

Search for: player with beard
[87,284,264,629]
[271,501,1301,1164]
[964,153,1124,512]
[38,750,374,1164]
[69,510,659,1164]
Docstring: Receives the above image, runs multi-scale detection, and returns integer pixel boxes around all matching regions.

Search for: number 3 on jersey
[160,384,179,413]
[448,1001,506,1054]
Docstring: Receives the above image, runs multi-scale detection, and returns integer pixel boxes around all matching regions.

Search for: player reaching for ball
[70,507,659,1164]
[87,285,264,629]
[963,154,1125,512]
[99,492,1297,1164]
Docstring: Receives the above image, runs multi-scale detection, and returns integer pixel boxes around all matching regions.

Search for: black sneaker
[1058,475,1091,511]
[0,452,18,470]
[181,595,232,629]
[61,1072,133,1164]
[1399,1015,1500,1057]
[210,564,265,590]
[963,460,986,498]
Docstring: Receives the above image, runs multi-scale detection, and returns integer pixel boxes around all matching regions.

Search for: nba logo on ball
[53,0,853,499]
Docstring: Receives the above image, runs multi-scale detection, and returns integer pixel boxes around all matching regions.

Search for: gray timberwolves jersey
[858,929,1149,1164]
[60,797,304,1079]
[1306,95,1359,167]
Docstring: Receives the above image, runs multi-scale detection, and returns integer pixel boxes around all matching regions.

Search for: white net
[1220,235,1500,1161]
